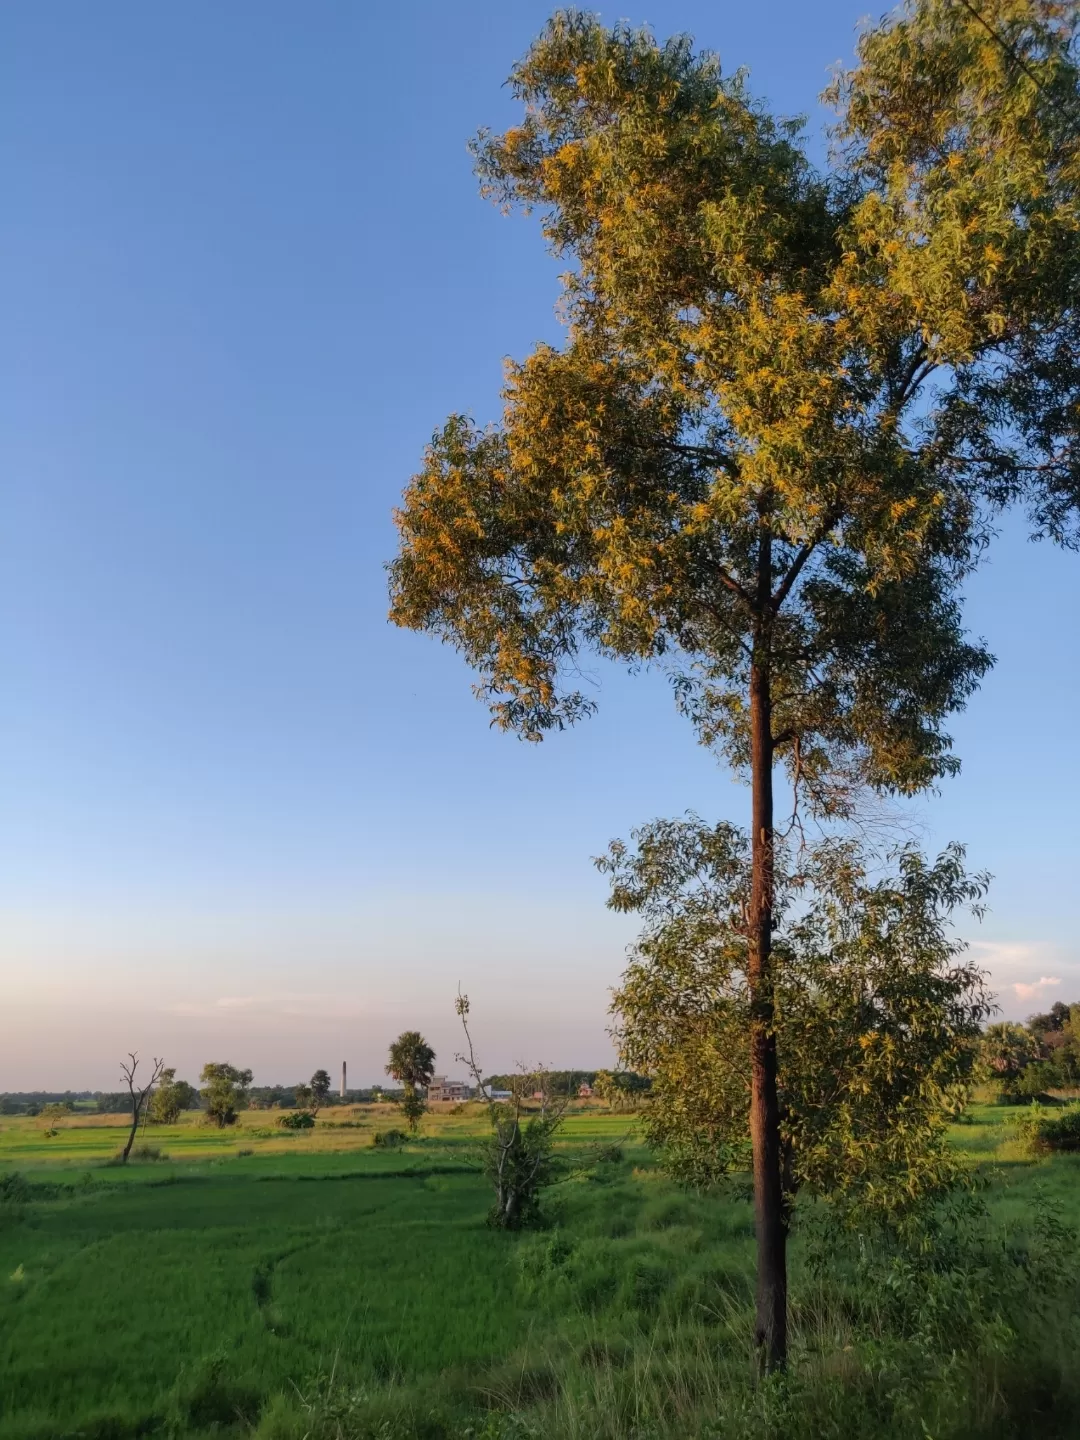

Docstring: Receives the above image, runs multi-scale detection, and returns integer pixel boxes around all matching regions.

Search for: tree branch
[659,439,741,477]
[770,505,844,615]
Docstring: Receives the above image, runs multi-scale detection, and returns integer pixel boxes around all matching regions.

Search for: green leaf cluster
[604,819,994,1223]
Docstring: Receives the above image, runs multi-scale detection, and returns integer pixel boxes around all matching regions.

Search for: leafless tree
[119,1053,165,1164]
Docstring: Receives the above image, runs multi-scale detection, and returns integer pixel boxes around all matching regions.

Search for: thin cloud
[1012,976,1062,1001]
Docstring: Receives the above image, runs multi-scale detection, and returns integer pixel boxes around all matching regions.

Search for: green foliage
[383,7,1080,797]
[983,1001,1080,1099]
[130,1142,169,1162]
[482,1106,564,1231]
[385,1032,436,1091]
[592,1071,652,1110]
[278,1112,316,1131]
[1015,1102,1080,1154]
[608,822,993,1221]
[399,1088,427,1133]
[199,1061,253,1129]
[386,1031,436,1133]
[148,1069,199,1125]
[310,1070,332,1109]
[485,1070,598,1094]
[372,1127,407,1148]
[456,992,570,1230]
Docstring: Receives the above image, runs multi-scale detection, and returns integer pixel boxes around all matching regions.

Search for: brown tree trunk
[122,1095,140,1164]
[748,564,787,1369]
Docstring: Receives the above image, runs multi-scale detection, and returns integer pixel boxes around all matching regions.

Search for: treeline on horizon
[0,1085,402,1117]
[0,1069,646,1116]
[984,1000,1080,1099]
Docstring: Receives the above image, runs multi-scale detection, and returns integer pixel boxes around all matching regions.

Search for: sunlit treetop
[390,2,1080,813]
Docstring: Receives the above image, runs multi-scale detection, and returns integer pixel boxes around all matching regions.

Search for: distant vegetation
[983,1001,1080,1101]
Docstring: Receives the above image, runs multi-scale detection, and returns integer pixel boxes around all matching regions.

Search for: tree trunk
[122,1096,140,1164]
[748,644,787,1370]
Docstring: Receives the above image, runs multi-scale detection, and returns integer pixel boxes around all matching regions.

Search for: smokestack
[340,1061,347,1099]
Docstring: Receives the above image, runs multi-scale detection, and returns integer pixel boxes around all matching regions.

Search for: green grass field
[1,1102,1078,1440]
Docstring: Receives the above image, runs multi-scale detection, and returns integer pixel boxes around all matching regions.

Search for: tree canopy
[199,1063,253,1129]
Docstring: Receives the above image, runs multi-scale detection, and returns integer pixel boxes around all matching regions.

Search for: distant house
[578,1083,594,1098]
[427,1076,472,1103]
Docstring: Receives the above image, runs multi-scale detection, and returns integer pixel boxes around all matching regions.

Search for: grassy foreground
[1,1102,1079,1439]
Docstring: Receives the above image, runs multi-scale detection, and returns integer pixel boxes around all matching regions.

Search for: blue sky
[3,1,1078,1090]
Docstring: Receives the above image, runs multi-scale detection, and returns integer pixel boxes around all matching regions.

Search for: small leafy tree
[199,1062,253,1129]
[606,821,994,1229]
[456,992,569,1228]
[148,1070,198,1124]
[119,1053,165,1163]
[310,1070,332,1111]
[981,1022,1042,1097]
[386,1031,435,1133]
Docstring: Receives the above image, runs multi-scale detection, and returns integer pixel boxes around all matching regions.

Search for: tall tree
[386,1031,436,1133]
[389,6,1080,1367]
[310,1069,332,1113]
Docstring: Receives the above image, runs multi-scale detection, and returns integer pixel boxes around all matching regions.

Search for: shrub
[131,1143,168,1162]
[372,1128,407,1148]
[1017,1104,1080,1153]
[278,1112,315,1130]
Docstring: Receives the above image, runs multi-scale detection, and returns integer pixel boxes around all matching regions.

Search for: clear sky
[3,2,1078,1091]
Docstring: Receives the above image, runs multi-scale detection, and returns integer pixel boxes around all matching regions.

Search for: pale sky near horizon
[3,2,1078,1092]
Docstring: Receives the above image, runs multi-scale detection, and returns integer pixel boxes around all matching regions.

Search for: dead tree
[455,991,569,1229]
[119,1053,165,1163]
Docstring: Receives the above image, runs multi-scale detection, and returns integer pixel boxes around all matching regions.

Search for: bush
[372,1128,407,1148]
[131,1143,168,1162]
[595,1144,624,1165]
[278,1112,316,1130]
[1017,1103,1080,1153]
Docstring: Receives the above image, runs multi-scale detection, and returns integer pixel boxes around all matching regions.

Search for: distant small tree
[119,1054,165,1163]
[293,1083,314,1113]
[386,1031,436,1133]
[981,1022,1041,1095]
[310,1070,332,1112]
[1030,1003,1072,1040]
[199,1062,253,1129]
[592,1070,616,1107]
[148,1070,198,1125]
[456,992,569,1229]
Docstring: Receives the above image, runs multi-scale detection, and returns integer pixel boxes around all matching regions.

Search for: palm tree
[386,1031,436,1132]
